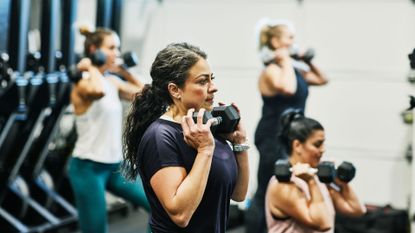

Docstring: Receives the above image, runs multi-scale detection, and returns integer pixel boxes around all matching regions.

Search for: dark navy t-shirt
[138,118,238,233]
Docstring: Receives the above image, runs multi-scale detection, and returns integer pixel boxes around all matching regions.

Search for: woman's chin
[201,102,214,111]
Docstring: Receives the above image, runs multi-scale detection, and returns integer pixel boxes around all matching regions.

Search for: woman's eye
[199,79,208,85]
[314,142,322,148]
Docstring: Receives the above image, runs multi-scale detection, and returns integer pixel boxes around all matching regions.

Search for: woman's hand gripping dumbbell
[274,159,318,183]
[318,161,356,191]
[275,159,356,189]
[192,105,241,134]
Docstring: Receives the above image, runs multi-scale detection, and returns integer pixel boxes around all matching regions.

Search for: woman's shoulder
[144,118,182,140]
[268,176,306,200]
[261,63,283,79]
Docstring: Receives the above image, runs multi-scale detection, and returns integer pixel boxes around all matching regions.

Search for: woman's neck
[289,155,301,166]
[164,105,185,123]
[98,66,107,75]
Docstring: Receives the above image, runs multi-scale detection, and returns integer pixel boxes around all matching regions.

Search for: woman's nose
[209,81,218,93]
[320,145,326,154]
[115,49,120,57]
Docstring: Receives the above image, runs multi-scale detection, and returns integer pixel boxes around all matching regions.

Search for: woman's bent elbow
[311,223,332,232]
[231,193,247,202]
[171,213,192,228]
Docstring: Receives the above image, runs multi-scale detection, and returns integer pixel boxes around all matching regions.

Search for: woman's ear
[167,83,181,100]
[270,37,280,50]
[292,139,302,155]
[88,45,97,56]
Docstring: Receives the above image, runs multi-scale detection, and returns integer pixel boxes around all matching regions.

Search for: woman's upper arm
[270,182,322,229]
[263,65,295,95]
[302,71,328,86]
[329,188,357,216]
[107,76,140,101]
[75,78,104,100]
[150,166,187,215]
[264,65,283,91]
[75,67,106,100]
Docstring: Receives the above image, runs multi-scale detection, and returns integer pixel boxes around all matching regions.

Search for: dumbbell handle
[289,167,318,174]
[289,167,343,191]
[328,182,341,192]
[211,116,222,126]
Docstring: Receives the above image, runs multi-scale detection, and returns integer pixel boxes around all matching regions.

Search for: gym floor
[73,208,245,233]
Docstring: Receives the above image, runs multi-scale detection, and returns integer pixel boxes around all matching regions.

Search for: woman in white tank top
[68,27,150,233]
[265,109,366,233]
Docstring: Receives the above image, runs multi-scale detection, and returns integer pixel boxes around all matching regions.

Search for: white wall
[118,0,415,209]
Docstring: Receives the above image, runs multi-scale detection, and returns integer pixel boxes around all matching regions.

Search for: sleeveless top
[72,75,123,163]
[254,68,309,146]
[265,176,335,233]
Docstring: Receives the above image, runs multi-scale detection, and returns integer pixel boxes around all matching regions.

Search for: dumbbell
[273,160,333,183]
[274,159,318,182]
[67,65,82,83]
[274,159,295,182]
[0,53,12,82]
[317,161,356,183]
[408,48,415,69]
[318,161,356,192]
[66,50,106,83]
[274,160,356,184]
[192,110,222,133]
[211,105,240,134]
[68,49,139,83]
[336,161,356,183]
[121,51,139,69]
[89,50,139,68]
[89,49,107,67]
[290,47,315,64]
[55,50,64,70]
[26,51,42,72]
[192,105,240,134]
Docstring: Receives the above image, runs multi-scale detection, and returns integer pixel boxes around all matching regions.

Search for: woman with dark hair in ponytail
[123,42,250,233]
[68,27,150,233]
[264,109,366,233]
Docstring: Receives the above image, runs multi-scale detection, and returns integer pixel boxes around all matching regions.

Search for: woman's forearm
[231,152,249,201]
[339,183,366,215]
[168,152,213,227]
[307,179,332,230]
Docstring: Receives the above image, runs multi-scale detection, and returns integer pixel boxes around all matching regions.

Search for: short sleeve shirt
[138,118,238,233]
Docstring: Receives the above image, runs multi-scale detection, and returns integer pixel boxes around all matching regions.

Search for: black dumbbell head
[122,51,139,68]
[274,159,292,182]
[67,65,82,83]
[302,48,315,63]
[55,50,63,69]
[26,52,42,72]
[192,110,222,133]
[90,49,106,67]
[336,161,356,183]
[317,161,336,183]
[211,105,240,134]
[409,49,415,69]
